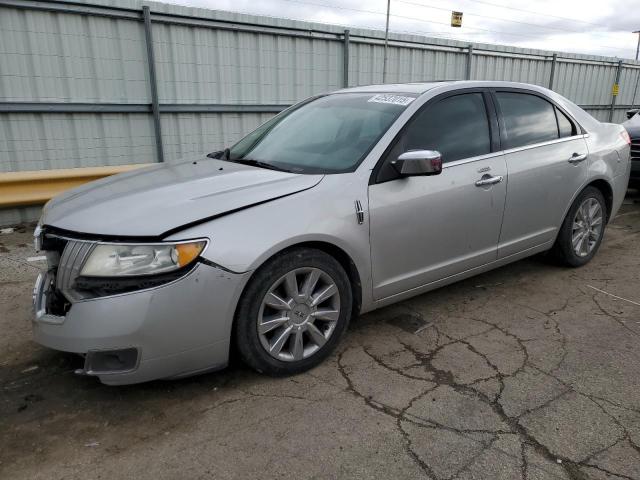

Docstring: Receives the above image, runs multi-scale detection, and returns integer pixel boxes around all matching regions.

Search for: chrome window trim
[500,134,589,155]
[441,134,589,170]
[442,151,505,169]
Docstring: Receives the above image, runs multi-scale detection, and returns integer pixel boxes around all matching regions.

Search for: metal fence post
[548,53,557,90]
[466,44,473,80]
[142,6,164,163]
[631,67,640,108]
[343,29,350,88]
[609,59,623,122]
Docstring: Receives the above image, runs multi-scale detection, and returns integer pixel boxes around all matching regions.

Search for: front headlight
[80,240,207,277]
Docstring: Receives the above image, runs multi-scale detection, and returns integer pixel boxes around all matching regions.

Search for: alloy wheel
[571,197,603,257]
[257,267,341,362]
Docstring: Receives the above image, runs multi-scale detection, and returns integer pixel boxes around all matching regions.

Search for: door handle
[568,152,587,164]
[475,175,504,187]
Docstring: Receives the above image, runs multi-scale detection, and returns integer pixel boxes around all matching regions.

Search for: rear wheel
[552,186,607,267]
[234,248,352,375]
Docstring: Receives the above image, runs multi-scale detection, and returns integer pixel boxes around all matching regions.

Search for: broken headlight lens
[80,240,207,277]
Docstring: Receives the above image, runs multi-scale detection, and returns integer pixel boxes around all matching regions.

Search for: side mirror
[626,109,639,120]
[392,150,443,177]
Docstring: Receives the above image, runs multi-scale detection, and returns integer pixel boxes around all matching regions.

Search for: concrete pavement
[1,191,639,480]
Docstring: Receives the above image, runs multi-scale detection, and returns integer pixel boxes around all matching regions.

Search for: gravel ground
[1,190,639,480]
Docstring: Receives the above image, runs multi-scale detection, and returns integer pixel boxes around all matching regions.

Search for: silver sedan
[32,81,631,384]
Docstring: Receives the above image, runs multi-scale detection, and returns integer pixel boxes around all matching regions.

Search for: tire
[234,247,352,376]
[551,186,607,267]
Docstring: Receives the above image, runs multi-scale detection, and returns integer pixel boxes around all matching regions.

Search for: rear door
[368,90,507,300]
[493,90,588,258]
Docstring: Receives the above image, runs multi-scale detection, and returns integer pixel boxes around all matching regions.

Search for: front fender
[167,173,375,312]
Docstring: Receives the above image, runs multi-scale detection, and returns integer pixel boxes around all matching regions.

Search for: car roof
[333,80,601,131]
[333,80,550,95]
[333,81,457,94]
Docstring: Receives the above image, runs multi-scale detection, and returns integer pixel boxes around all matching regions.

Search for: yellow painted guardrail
[0,164,151,208]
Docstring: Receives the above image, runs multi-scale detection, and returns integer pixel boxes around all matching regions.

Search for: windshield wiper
[234,158,292,172]
[211,150,293,172]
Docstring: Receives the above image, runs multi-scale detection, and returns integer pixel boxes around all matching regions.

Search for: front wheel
[552,186,607,267]
[234,248,352,375]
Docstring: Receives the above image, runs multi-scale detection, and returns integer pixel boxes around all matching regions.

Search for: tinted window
[556,107,574,137]
[388,93,491,164]
[496,92,558,149]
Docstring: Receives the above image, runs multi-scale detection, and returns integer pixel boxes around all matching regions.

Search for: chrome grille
[631,139,640,162]
[56,240,95,302]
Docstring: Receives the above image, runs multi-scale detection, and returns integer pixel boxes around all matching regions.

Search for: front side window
[496,92,559,149]
[375,93,491,183]
[228,93,413,174]
[387,92,491,165]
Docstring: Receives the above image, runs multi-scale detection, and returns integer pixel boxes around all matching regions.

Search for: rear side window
[389,93,491,164]
[496,92,559,149]
[556,107,575,138]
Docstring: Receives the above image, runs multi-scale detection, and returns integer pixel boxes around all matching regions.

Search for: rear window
[496,92,559,149]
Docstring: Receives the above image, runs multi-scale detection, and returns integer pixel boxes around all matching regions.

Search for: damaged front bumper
[32,261,250,385]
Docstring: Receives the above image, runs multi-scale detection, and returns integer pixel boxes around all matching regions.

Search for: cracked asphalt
[1,190,639,480]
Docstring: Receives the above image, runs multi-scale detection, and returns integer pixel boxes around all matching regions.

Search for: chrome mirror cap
[393,150,443,176]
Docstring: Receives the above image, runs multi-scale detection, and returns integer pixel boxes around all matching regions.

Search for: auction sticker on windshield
[368,94,415,106]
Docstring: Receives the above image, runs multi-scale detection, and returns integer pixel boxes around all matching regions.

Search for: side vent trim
[354,200,365,225]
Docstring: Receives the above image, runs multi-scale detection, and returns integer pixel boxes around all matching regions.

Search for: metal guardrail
[0,164,151,208]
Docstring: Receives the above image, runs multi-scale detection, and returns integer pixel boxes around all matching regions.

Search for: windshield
[228,93,414,173]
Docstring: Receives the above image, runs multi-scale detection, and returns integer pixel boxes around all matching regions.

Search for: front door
[368,91,507,300]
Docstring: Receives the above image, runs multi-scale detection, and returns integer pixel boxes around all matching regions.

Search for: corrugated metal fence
[1,0,640,224]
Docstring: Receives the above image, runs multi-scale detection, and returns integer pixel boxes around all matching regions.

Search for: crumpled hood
[42,155,323,237]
